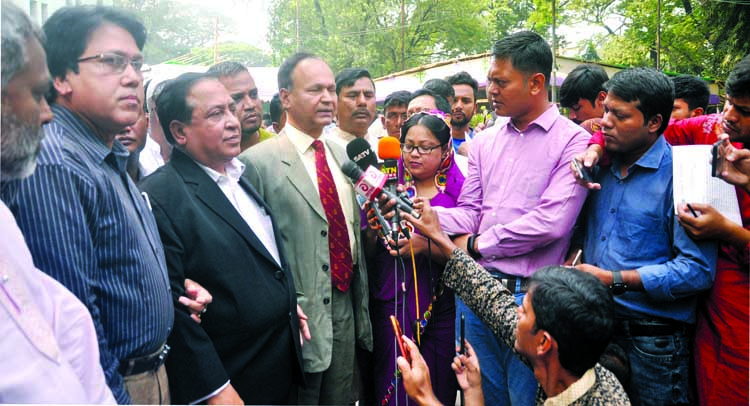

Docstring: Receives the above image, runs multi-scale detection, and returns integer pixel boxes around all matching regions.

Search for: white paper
[672,145,742,225]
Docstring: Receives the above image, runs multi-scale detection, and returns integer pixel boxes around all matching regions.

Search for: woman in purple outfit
[367,112,464,405]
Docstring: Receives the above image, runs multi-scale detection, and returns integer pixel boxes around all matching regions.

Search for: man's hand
[179,278,213,324]
[574,264,612,285]
[297,304,311,346]
[677,203,731,240]
[570,145,603,190]
[717,136,750,193]
[452,340,483,398]
[207,384,243,405]
[397,336,442,406]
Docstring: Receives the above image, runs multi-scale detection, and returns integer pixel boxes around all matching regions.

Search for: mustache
[351,109,372,117]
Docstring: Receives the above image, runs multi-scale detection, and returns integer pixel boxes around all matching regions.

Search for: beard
[451,114,471,127]
[1,112,45,182]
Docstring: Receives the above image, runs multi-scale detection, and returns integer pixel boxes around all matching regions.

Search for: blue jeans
[456,295,536,406]
[614,319,691,406]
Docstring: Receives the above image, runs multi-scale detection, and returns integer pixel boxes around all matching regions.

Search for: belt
[492,275,530,294]
[118,344,170,377]
[616,319,686,337]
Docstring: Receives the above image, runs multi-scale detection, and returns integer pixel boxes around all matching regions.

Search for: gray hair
[1,0,44,88]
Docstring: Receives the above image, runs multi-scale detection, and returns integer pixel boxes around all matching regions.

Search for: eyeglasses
[77,53,145,74]
[400,144,443,155]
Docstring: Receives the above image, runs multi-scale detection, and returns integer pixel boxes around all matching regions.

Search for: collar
[543,367,596,406]
[285,123,321,155]
[505,104,560,134]
[51,104,130,172]
[194,157,246,185]
[613,134,668,173]
[330,126,358,143]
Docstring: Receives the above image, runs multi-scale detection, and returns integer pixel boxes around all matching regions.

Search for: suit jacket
[139,148,303,404]
[239,130,373,374]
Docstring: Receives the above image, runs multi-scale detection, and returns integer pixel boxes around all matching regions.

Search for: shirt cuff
[189,380,230,405]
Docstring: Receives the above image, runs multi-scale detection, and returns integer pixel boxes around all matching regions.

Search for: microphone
[341,161,420,219]
[377,136,400,185]
[346,138,378,171]
[377,137,402,239]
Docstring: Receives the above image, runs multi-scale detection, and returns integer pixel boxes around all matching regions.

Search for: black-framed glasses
[77,53,145,74]
[401,143,443,155]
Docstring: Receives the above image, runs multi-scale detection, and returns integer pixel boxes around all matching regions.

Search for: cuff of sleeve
[190,380,230,405]
[637,264,673,301]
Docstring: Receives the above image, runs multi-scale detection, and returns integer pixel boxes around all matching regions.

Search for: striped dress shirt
[1,105,174,404]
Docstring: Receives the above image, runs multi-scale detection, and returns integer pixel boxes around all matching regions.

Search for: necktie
[311,140,353,292]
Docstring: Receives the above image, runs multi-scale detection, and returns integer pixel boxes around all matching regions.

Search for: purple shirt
[0,201,115,404]
[435,105,590,277]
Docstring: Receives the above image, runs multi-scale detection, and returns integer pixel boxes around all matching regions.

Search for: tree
[164,42,273,66]
[116,0,228,64]
[267,0,538,77]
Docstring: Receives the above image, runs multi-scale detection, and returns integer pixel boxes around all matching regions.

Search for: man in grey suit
[240,52,373,405]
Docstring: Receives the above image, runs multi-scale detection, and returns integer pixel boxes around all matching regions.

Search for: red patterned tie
[311,140,353,292]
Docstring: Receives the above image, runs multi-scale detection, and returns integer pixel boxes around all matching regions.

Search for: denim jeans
[613,319,691,406]
[455,295,537,406]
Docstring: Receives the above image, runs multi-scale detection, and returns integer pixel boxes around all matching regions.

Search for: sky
[176,0,274,51]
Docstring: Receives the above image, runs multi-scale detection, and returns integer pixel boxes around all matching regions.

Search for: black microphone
[341,161,420,219]
[346,138,378,171]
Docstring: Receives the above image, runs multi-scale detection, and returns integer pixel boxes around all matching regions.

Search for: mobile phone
[711,139,727,178]
[572,158,594,183]
[460,313,466,355]
[390,315,411,362]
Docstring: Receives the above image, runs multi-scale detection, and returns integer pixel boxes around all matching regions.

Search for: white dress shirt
[195,158,282,267]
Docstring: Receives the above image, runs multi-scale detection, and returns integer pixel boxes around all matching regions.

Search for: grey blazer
[239,130,373,373]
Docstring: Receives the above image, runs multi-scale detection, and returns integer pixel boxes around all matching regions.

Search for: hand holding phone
[712,139,728,178]
[572,158,594,183]
[390,315,411,363]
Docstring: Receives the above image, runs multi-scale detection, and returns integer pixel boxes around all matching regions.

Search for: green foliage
[165,42,273,66]
[267,0,539,77]
[593,0,749,79]
[117,0,228,64]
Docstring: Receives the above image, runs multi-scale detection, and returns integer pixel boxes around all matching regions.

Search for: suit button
[274,270,284,280]
[289,312,293,319]
[321,230,328,237]
[322,264,329,272]
[323,297,330,305]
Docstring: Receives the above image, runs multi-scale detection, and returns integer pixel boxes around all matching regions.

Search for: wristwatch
[610,271,627,296]
[466,234,482,259]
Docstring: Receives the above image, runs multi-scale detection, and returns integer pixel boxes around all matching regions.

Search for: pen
[571,249,583,266]
[686,204,699,218]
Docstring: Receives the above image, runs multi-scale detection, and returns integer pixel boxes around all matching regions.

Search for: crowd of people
[1,1,748,405]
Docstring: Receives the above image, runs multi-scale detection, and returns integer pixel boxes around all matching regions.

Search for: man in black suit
[139,72,306,404]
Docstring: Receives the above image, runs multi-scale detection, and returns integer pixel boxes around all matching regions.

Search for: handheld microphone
[378,137,402,239]
[346,138,378,171]
[341,161,420,219]
[377,137,400,184]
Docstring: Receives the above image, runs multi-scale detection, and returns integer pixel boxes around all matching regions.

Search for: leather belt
[118,344,170,377]
[492,275,530,294]
[616,319,686,337]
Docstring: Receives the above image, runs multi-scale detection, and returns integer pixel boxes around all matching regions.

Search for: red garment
[590,114,750,404]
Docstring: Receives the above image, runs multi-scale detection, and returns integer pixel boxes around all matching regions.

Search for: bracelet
[467,234,481,259]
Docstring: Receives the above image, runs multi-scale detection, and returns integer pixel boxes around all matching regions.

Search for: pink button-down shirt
[435,105,590,277]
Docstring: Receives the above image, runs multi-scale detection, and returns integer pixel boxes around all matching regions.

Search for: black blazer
[139,148,303,404]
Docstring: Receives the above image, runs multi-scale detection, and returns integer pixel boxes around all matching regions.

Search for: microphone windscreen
[341,160,364,181]
[378,136,401,161]
[346,138,378,170]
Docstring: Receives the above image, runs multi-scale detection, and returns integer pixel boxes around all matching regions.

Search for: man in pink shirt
[434,31,591,406]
